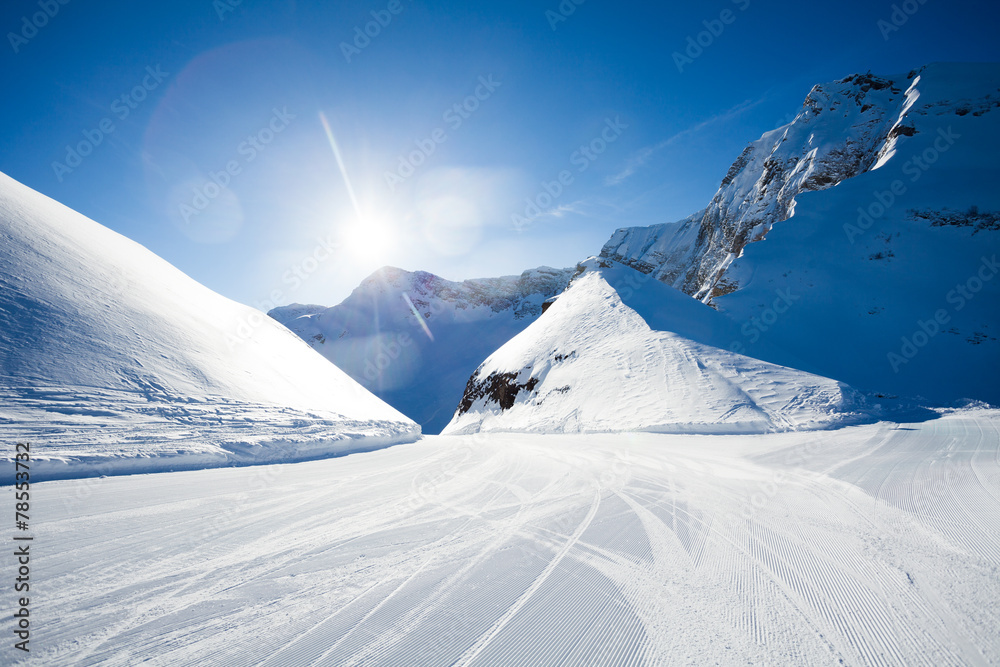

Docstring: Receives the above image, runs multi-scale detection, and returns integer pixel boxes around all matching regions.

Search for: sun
[340,214,398,264]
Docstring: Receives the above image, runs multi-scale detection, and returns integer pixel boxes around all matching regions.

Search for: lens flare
[402,292,434,342]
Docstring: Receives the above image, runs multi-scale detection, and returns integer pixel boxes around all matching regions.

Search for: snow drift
[0,172,418,482]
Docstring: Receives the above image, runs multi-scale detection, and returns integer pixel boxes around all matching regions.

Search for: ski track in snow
[6,410,1000,666]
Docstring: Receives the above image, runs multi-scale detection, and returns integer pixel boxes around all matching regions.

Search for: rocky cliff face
[600,69,928,302]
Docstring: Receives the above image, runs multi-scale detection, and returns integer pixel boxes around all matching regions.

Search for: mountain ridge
[269,264,574,433]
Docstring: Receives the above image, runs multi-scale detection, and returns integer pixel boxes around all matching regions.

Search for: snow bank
[0,172,418,482]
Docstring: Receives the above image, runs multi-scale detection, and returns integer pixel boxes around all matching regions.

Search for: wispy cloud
[540,201,588,219]
[534,198,628,228]
[605,97,765,186]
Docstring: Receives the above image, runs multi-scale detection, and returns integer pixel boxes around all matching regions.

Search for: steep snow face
[269,265,573,434]
[443,270,869,435]
[598,63,1000,405]
[601,66,938,301]
[718,62,1000,405]
[0,172,416,480]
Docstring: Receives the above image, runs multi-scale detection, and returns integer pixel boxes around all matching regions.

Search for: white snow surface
[444,268,870,435]
[0,171,417,482]
[601,63,1000,405]
[11,409,1000,665]
[269,265,573,434]
[717,63,1000,404]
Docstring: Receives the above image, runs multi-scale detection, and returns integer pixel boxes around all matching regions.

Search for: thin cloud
[606,97,765,186]
[541,201,588,219]
[536,198,628,227]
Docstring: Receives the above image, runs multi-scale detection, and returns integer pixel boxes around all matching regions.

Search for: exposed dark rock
[888,124,917,138]
[456,368,539,416]
[909,206,1000,234]
[720,146,754,187]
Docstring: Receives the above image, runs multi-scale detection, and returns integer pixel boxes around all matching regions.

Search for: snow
[600,63,1000,406]
[269,265,573,434]
[10,408,999,665]
[719,63,1000,405]
[2,63,998,664]
[601,68,921,301]
[0,171,418,482]
[444,267,872,435]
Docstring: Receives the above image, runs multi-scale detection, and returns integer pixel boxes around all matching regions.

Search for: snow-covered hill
[269,265,573,433]
[0,172,417,482]
[443,265,872,435]
[601,63,1000,405]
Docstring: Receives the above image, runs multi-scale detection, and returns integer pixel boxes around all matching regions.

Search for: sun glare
[341,215,398,264]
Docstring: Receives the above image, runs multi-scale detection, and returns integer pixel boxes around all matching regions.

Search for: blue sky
[2,0,999,308]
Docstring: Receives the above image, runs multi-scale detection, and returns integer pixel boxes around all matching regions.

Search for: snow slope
[601,63,1000,405]
[444,265,870,435]
[12,408,999,665]
[0,172,417,482]
[716,63,1000,404]
[269,265,572,434]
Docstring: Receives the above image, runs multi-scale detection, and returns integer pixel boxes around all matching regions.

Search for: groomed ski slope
[10,408,999,666]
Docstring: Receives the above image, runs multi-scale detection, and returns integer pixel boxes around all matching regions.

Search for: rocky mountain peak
[601,67,922,302]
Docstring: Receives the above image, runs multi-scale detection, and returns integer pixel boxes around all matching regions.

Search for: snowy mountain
[601,63,1000,405]
[269,265,573,433]
[602,71,920,301]
[0,172,417,482]
[271,62,996,435]
[443,263,872,435]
